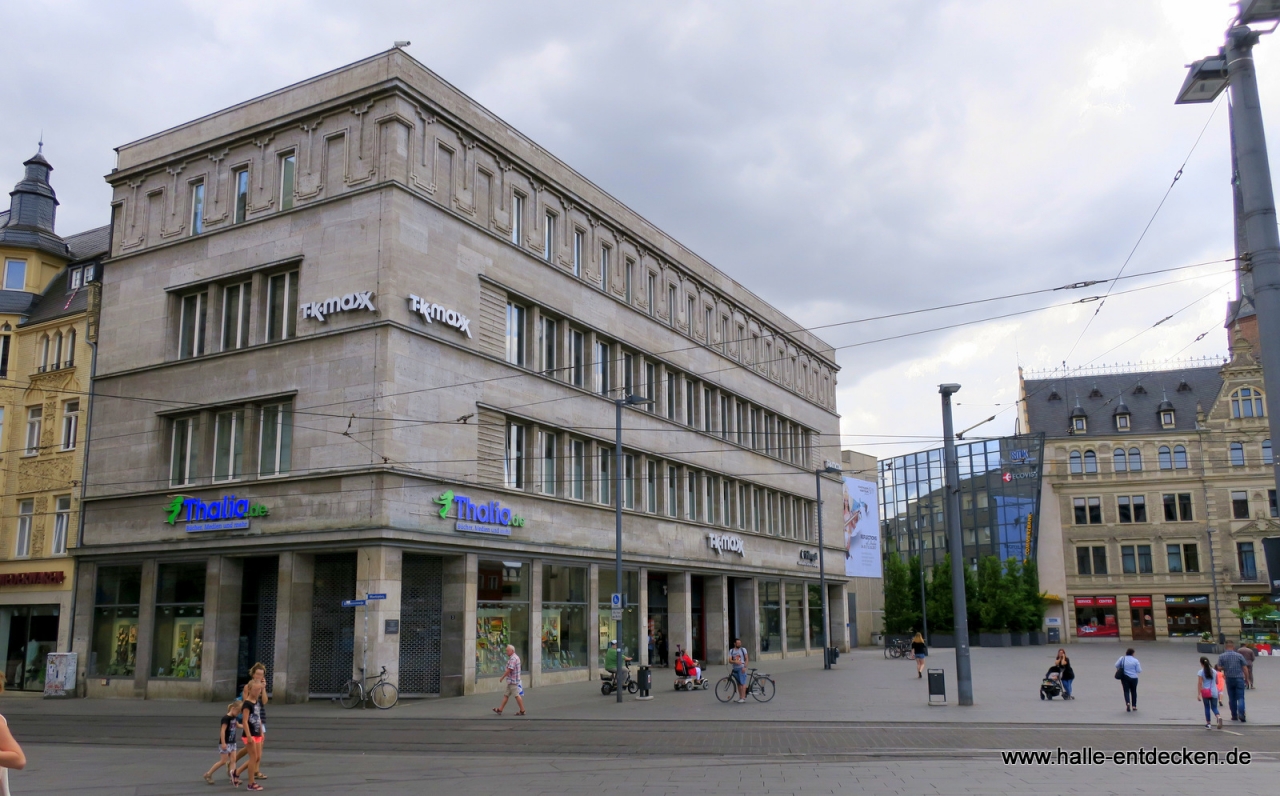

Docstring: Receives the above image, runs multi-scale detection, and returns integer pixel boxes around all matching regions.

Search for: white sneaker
[736,698,746,703]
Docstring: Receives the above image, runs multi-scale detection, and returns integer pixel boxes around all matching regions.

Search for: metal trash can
[927,669,946,705]
[1047,627,1061,643]
[825,646,840,666]
[637,665,652,696]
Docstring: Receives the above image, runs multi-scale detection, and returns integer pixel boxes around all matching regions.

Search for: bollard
[927,669,946,705]
[636,665,653,700]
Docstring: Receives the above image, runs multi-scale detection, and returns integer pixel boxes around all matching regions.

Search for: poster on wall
[843,477,881,578]
[43,652,76,698]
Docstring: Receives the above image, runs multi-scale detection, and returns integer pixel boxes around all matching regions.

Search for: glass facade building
[879,434,1045,568]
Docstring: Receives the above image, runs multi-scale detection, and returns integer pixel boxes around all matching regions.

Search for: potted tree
[1195,631,1222,654]
[977,556,1013,647]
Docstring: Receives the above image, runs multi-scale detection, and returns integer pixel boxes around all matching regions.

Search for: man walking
[492,645,525,716]
[1238,642,1256,689]
[729,638,749,703]
[1218,640,1248,723]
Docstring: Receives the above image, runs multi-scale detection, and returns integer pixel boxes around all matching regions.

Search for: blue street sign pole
[343,598,370,701]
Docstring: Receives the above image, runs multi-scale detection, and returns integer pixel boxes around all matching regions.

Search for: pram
[1040,666,1063,700]
[673,647,709,691]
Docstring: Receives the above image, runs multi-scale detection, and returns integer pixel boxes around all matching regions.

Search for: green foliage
[976,555,1016,632]
[964,563,980,634]
[882,554,916,634]
[1004,558,1024,632]
[927,554,954,632]
[906,555,925,632]
[1019,557,1048,631]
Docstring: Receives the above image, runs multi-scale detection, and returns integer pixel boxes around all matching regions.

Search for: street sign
[610,608,623,621]
[342,599,367,607]
[367,593,387,600]
[610,593,623,608]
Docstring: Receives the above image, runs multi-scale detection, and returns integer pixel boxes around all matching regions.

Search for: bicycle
[715,667,776,703]
[340,665,399,709]
[885,640,914,659]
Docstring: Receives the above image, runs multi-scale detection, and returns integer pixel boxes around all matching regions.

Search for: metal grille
[398,554,443,695]
[251,558,278,688]
[309,553,356,696]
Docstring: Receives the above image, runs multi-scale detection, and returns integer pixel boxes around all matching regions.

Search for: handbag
[1200,686,1213,699]
[1114,667,1124,680]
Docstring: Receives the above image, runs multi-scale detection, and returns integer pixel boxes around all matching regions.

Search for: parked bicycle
[715,667,775,703]
[340,665,399,709]
[885,639,915,660]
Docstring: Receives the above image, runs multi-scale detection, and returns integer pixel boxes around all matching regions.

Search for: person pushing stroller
[1040,664,1064,700]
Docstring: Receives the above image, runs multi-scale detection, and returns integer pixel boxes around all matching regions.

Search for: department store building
[70,49,848,701]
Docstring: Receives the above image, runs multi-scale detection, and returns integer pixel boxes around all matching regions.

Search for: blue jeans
[1120,674,1137,707]
[1203,696,1220,723]
[733,668,748,685]
[1062,678,1073,697]
[1225,676,1246,719]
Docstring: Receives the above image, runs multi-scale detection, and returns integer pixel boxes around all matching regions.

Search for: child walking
[1215,664,1227,708]
[202,702,241,786]
[1198,657,1222,730]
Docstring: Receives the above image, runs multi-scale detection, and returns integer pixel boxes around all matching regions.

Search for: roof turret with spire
[0,142,68,259]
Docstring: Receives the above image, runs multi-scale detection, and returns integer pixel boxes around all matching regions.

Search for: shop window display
[0,605,59,691]
[91,565,142,676]
[476,560,529,677]
[542,564,587,670]
[1074,596,1118,637]
[598,569,639,666]
[1164,595,1211,638]
[807,583,825,648]
[758,581,781,653]
[785,583,805,651]
[151,562,206,679]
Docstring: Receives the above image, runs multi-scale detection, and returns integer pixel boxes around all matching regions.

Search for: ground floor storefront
[70,547,849,701]
[1065,591,1260,641]
[0,561,74,692]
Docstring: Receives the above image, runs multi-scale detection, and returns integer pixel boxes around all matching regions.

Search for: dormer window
[1161,410,1175,429]
[1073,416,1086,433]
[68,268,82,292]
[1089,384,1103,398]
[1231,387,1265,419]
[1116,413,1130,430]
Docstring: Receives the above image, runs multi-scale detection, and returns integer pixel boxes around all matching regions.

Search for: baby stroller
[673,646,709,691]
[1040,666,1064,700]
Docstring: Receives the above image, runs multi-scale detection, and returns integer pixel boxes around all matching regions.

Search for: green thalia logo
[165,494,269,525]
[435,491,525,527]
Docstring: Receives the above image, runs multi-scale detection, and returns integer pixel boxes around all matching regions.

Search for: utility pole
[940,384,973,706]
[815,464,842,668]
[615,393,653,702]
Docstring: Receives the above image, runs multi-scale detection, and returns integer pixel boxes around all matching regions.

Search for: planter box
[1009,632,1029,646]
[1027,631,1045,646]
[930,634,956,648]
[1196,642,1224,654]
[969,632,982,647]
[871,634,884,646]
[979,632,1012,647]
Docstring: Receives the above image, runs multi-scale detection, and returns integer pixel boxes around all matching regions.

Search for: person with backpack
[728,638,750,703]
[1196,656,1222,730]
[1115,648,1141,712]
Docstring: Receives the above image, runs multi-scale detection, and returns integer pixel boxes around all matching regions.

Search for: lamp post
[913,505,929,640]
[1177,4,1280,507]
[940,383,974,706]
[1207,527,1226,644]
[615,393,654,702]
[815,463,843,669]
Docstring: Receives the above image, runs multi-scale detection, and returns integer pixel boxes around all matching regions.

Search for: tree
[882,554,916,634]
[976,555,1016,632]
[906,555,925,633]
[927,553,954,632]
[1019,557,1048,632]
[1004,558,1024,632]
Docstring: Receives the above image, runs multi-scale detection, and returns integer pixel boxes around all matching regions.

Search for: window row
[1229,440,1272,467]
[502,421,813,540]
[168,401,293,487]
[1072,493,1195,524]
[35,328,77,373]
[20,400,80,456]
[91,563,205,679]
[12,495,72,559]
[1068,444,1190,474]
[175,268,299,360]
[185,153,294,239]
[1076,542,1201,575]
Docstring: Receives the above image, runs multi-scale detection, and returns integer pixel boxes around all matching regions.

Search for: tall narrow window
[600,244,610,289]
[570,330,584,387]
[1113,448,1127,472]
[1083,450,1097,473]
[622,454,635,509]
[3,259,25,291]
[15,501,33,558]
[258,402,293,477]
[686,471,697,520]
[598,448,612,506]
[644,363,656,410]
[594,340,611,396]
[721,480,731,527]
[24,406,42,456]
[541,432,556,495]
[571,440,585,500]
[721,317,730,353]
[52,333,63,370]
[667,285,677,327]
[646,461,658,512]
[540,317,557,376]
[266,270,299,342]
[1231,441,1246,466]
[505,423,526,489]
[1129,447,1142,471]
[720,395,730,440]
[705,475,715,524]
[221,282,252,351]
[667,465,678,517]
[666,374,677,420]
[703,387,712,431]
[65,329,75,367]
[1167,544,1184,573]
[647,273,656,316]
[623,353,635,398]
[60,400,79,451]
[505,303,526,366]
[0,335,10,378]
[686,296,696,335]
[1158,446,1172,470]
[511,193,525,245]
[189,181,205,235]
[1232,490,1250,519]
[544,212,556,263]
[1239,542,1258,580]
[1265,439,1274,466]
[685,380,695,426]
[625,259,634,304]
[1173,445,1188,469]
[736,403,746,446]
[233,167,249,224]
[37,335,47,371]
[213,410,244,482]
[279,153,296,210]
[572,229,583,277]
[52,496,70,556]
[170,416,194,485]
[179,292,207,359]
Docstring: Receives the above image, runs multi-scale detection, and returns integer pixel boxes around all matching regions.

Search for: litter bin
[637,665,652,696]
[927,669,946,705]
[825,646,840,666]
[1047,627,1060,643]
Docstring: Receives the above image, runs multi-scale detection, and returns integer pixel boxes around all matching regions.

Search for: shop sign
[0,571,66,586]
[1129,596,1153,608]
[1095,596,1116,606]
[1001,470,1039,482]
[1010,449,1030,463]
[1165,595,1209,605]
[408,295,472,338]
[300,291,376,322]
[707,533,745,556]
[165,494,269,533]
[435,490,525,536]
[799,549,819,567]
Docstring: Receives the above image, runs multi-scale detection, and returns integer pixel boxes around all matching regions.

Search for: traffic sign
[611,593,623,608]
[342,599,367,607]
[367,593,387,600]
[610,608,623,621]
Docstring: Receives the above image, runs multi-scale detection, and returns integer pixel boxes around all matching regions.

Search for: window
[624,352,635,398]
[1158,446,1172,470]
[1129,447,1142,471]
[1239,542,1258,580]
[233,167,249,224]
[1117,495,1146,523]
[705,474,715,524]
[666,373,676,420]
[1173,445,1188,469]
[1076,545,1107,575]
[702,387,712,431]
[70,267,82,291]
[540,317,557,376]
[646,273,655,316]
[505,423,526,490]
[1083,450,1097,473]
[685,380,695,426]
[505,302,526,367]
[570,440,584,500]
[541,564,587,671]
[625,259,634,304]
[1070,451,1082,474]
[1232,490,1250,519]
[1116,413,1130,430]
[1231,387,1265,418]
[686,470,697,520]
[178,291,207,359]
[1073,416,1087,433]
[1231,442,1246,467]
[1184,544,1201,572]
[541,432,556,495]
[1072,496,1102,524]
[60,400,79,451]
[1121,545,1136,574]
[568,229,583,277]
[1093,546,1108,575]
[1162,492,1193,521]
[593,340,611,396]
[258,402,293,477]
[1137,544,1153,574]
[265,270,298,342]
[686,296,695,335]
[1265,439,1273,466]
[737,483,747,529]
[600,244,609,287]
[52,495,70,556]
[511,193,525,245]
[1272,489,1278,518]
[570,330,584,387]
[65,329,75,367]
[279,153,296,210]
[622,454,635,509]
[721,480,731,527]
[644,363,656,410]
[544,212,556,263]
[151,562,206,679]
[1161,410,1175,428]
[24,406,42,456]
[0,335,9,378]
[598,448,611,505]
[720,395,730,440]
[1167,544,1185,573]
[667,465,677,517]
[170,416,195,485]
[212,410,244,482]
[189,181,205,235]
[51,332,62,370]
[14,500,32,558]
[221,282,251,351]
[646,460,657,512]
[703,307,712,342]
[1113,448,1127,472]
[3,259,25,291]
[735,402,746,446]
[758,581,781,653]
[721,317,730,353]
[83,263,96,283]
[92,566,142,676]
[667,285,677,327]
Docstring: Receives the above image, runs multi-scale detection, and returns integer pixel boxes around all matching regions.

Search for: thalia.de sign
[165,494,270,533]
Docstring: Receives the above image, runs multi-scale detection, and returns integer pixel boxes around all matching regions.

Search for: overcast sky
[1,0,1267,464]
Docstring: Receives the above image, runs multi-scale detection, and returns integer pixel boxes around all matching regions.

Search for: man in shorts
[729,638,749,703]
[1239,643,1256,689]
[493,645,525,715]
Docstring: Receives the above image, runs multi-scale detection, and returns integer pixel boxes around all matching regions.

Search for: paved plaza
[4,643,1277,793]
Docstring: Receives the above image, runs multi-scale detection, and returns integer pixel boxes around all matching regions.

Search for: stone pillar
[70,560,95,695]
[705,574,728,664]
[735,577,760,659]
[273,551,315,703]
[356,546,402,689]
[828,582,850,652]
[132,558,158,697]
[668,571,692,658]
[205,556,244,701]
[1117,595,1133,641]
[529,559,543,686]
[779,582,789,657]
[637,568,649,665]
[587,563,600,680]
[441,553,476,697]
[802,584,811,653]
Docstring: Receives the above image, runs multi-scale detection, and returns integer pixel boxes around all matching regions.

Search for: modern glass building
[879,434,1046,568]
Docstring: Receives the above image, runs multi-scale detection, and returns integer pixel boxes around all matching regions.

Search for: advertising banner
[843,477,881,578]
[43,652,76,698]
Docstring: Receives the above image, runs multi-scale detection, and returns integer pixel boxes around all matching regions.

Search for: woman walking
[1115,648,1142,712]
[1054,648,1075,700]
[0,674,26,796]
[911,632,928,678]
[1197,657,1222,730]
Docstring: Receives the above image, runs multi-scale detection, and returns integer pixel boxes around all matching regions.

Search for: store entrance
[309,553,356,697]
[647,573,668,666]
[0,605,58,691]
[398,554,443,695]
[237,557,278,694]
[1129,596,1155,641]
[690,575,705,662]
[1165,595,1211,638]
